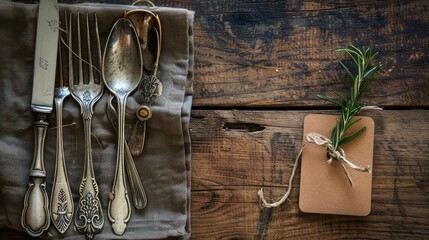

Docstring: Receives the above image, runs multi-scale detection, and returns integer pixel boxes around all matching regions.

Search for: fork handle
[75,117,104,239]
[21,114,50,237]
[50,96,74,234]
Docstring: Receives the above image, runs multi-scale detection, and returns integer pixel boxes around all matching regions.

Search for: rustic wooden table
[2,0,428,239]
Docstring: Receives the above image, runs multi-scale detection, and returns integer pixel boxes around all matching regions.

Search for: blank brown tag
[299,114,374,216]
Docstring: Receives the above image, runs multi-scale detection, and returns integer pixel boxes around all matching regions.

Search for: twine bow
[306,132,372,187]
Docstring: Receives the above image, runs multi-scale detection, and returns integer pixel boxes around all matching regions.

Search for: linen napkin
[0,2,194,239]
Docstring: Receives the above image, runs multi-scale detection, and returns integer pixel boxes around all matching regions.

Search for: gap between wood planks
[191,105,429,111]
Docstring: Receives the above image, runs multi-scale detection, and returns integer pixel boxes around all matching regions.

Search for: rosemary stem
[319,44,382,152]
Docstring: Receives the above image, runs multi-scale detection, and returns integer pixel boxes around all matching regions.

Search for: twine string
[362,106,383,111]
[258,147,303,208]
[258,132,372,209]
[58,27,102,77]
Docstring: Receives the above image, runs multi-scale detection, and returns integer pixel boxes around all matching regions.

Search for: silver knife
[21,0,59,237]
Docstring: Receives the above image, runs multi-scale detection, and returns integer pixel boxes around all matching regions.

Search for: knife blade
[31,0,59,113]
[21,0,59,237]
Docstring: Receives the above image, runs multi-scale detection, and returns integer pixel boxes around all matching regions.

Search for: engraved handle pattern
[108,96,131,236]
[50,93,73,233]
[107,95,147,210]
[21,116,50,237]
[74,117,104,239]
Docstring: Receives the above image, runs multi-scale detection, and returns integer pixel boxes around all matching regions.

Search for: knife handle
[22,114,50,237]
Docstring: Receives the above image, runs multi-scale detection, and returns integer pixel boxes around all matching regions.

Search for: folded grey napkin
[0,2,193,239]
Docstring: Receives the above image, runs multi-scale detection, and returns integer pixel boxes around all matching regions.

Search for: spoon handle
[125,140,147,209]
[107,96,147,210]
[108,97,131,235]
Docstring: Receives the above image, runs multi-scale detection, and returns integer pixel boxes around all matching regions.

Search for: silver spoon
[102,18,142,236]
[106,94,147,210]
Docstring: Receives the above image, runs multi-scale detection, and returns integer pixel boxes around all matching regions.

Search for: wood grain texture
[53,0,429,107]
[160,0,429,108]
[190,110,429,239]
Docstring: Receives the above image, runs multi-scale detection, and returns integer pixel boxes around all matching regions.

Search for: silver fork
[67,12,104,239]
[50,15,73,234]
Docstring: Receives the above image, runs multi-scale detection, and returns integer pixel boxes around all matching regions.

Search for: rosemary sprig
[318,44,382,151]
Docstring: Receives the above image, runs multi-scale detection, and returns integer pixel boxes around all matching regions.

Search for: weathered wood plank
[190,110,429,239]
[178,0,429,107]
[52,0,429,107]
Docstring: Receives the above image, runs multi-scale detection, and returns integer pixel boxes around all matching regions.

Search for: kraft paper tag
[299,114,374,216]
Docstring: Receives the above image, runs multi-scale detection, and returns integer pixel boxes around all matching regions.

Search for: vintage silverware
[21,0,59,236]
[102,18,142,235]
[50,19,73,233]
[125,9,163,157]
[68,12,104,239]
[107,95,147,210]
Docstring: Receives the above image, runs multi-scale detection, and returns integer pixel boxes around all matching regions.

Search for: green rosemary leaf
[360,65,381,94]
[353,75,359,100]
[363,64,382,79]
[338,60,354,81]
[349,44,363,56]
[367,52,379,66]
[350,45,364,66]
[349,108,361,118]
[364,49,375,68]
[333,92,347,106]
[317,94,343,107]
[336,48,359,66]
[334,121,341,149]
[339,126,367,146]
[344,117,362,131]
[331,124,337,145]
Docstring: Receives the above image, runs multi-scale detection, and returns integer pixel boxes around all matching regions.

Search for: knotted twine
[258,132,373,209]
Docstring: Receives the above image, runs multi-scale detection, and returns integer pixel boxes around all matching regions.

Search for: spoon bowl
[102,18,142,236]
[103,18,142,96]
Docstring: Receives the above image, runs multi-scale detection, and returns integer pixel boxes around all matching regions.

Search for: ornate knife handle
[21,114,50,237]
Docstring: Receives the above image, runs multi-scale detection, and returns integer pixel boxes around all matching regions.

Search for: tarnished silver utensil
[50,18,73,233]
[67,12,104,239]
[125,9,163,157]
[102,18,142,235]
[106,95,147,210]
[22,0,59,236]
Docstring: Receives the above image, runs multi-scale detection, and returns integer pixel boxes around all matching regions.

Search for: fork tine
[58,17,63,88]
[68,12,73,87]
[86,13,94,84]
[77,12,83,85]
[95,13,102,82]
